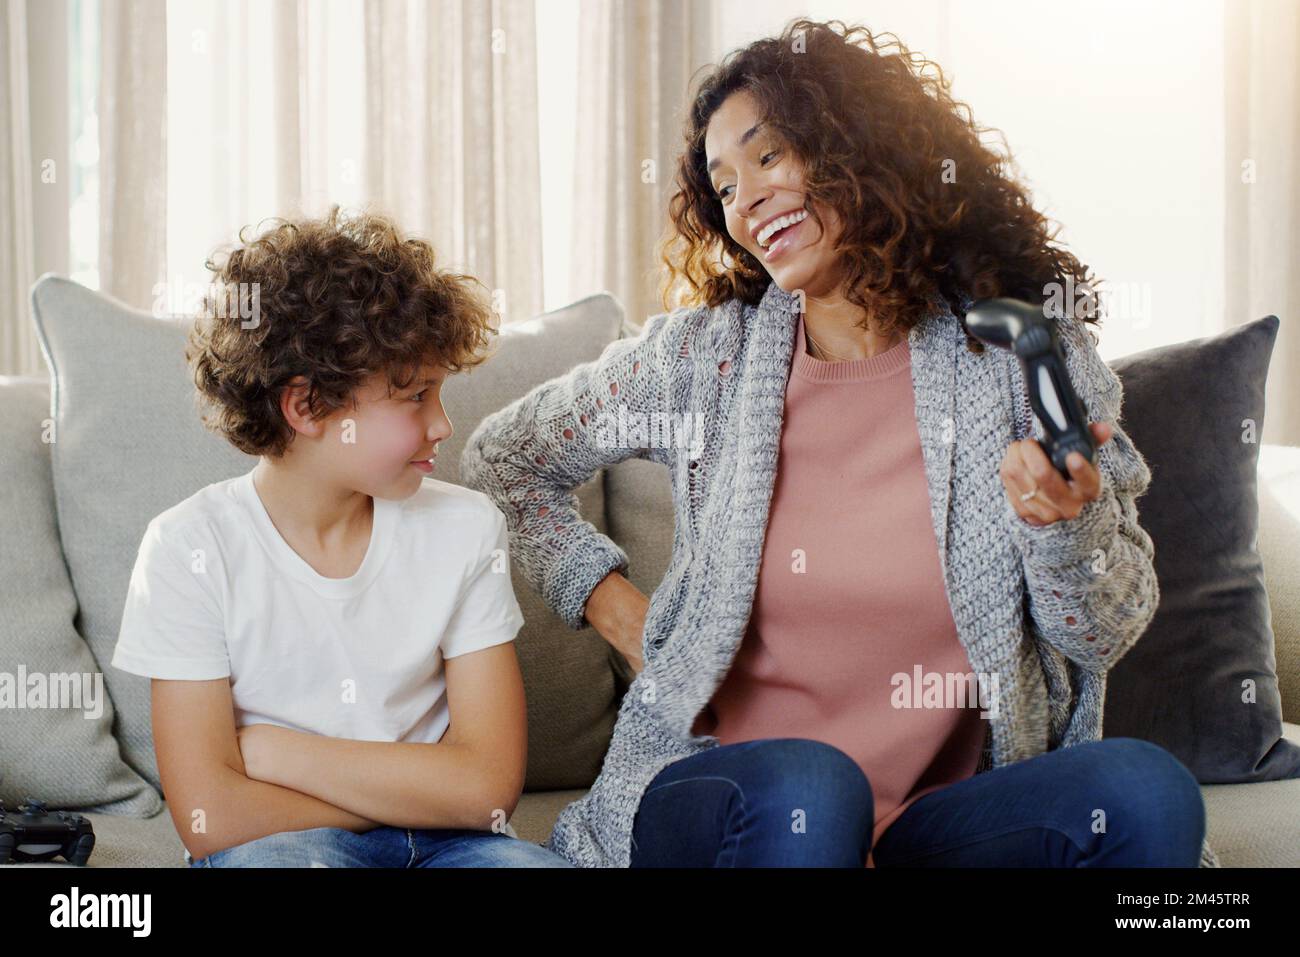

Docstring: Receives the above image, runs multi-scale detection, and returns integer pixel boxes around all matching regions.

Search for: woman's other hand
[584,571,648,674]
[1001,421,1113,527]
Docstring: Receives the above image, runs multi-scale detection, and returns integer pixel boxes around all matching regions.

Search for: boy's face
[315,360,453,500]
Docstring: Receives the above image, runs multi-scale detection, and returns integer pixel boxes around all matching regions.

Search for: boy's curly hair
[185,206,497,457]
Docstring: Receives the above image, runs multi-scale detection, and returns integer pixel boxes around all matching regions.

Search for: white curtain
[363,0,543,322]
[571,0,716,332]
[0,0,37,376]
[6,0,1298,416]
[1225,0,1300,447]
[97,0,543,324]
[99,0,167,313]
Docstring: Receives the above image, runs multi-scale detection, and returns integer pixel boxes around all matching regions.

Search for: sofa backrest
[1257,443,1300,724]
[5,273,1299,813]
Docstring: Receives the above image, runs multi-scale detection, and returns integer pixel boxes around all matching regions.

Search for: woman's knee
[742,738,874,819]
[1093,738,1202,808]
[634,737,874,866]
[1078,738,1206,852]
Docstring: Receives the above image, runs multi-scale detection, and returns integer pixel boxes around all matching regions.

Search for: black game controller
[962,297,1098,480]
[0,799,95,865]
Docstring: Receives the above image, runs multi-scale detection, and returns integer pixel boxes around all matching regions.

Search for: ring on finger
[1014,478,1062,524]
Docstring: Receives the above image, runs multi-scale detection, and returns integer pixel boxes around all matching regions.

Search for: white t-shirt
[111,469,525,744]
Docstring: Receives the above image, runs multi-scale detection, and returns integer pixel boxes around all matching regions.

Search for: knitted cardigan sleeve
[460,308,693,631]
[1000,311,1160,672]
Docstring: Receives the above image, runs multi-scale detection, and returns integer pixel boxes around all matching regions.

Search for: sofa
[2,274,1297,867]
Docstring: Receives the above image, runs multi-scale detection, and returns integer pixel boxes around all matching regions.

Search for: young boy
[111,207,570,868]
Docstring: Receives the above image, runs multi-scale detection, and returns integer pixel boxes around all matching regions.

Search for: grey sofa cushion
[31,273,625,796]
[1104,315,1300,782]
[448,293,628,788]
[32,276,257,791]
[604,458,674,692]
[0,375,161,815]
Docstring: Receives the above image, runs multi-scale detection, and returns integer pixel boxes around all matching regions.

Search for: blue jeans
[629,736,1206,867]
[188,825,573,868]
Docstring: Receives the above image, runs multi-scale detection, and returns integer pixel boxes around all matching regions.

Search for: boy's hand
[232,721,385,831]
[236,722,289,782]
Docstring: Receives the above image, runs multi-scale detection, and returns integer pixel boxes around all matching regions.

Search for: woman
[462,19,1218,868]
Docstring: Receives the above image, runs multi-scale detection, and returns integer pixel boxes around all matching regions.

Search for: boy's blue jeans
[188,825,572,867]
[629,736,1207,867]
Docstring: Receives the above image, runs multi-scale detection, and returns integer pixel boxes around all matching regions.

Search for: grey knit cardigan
[461,280,1220,869]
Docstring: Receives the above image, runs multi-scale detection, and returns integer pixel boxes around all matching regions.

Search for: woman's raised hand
[1001,421,1113,527]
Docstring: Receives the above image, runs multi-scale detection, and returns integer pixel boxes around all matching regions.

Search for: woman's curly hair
[186,206,498,457]
[659,18,1105,341]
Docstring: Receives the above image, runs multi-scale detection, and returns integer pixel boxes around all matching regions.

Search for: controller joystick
[962,297,1098,480]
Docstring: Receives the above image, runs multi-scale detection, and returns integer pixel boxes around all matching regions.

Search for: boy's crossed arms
[155,640,526,862]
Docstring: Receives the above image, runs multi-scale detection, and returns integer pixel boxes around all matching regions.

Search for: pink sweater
[690,310,988,866]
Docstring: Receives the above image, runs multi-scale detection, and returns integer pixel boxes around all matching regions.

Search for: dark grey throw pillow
[1103,314,1300,782]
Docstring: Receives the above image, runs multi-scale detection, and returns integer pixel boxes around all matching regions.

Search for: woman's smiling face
[704,89,845,298]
